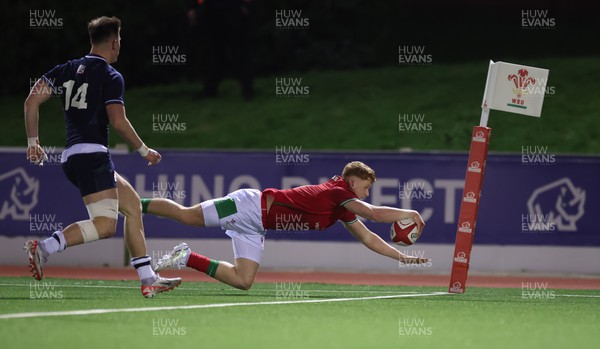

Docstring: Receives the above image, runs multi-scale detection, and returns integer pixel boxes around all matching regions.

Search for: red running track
[2,265,600,290]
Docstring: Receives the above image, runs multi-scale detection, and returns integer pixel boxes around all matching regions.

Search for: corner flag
[482,61,550,118]
[450,60,549,294]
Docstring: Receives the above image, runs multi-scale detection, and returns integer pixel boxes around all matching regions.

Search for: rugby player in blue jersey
[24,16,181,298]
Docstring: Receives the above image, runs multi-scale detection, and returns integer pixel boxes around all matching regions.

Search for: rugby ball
[390,218,419,246]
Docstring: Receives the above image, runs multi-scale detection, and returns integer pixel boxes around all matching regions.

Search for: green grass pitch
[2,57,599,153]
[1,277,598,349]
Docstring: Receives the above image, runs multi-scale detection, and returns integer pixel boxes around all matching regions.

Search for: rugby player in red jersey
[24,16,181,297]
[143,161,430,290]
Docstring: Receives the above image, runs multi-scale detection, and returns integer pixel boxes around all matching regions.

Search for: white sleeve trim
[340,198,358,206]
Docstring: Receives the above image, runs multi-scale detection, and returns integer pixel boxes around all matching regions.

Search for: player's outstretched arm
[344,200,425,235]
[24,79,52,165]
[107,104,161,166]
[343,220,430,264]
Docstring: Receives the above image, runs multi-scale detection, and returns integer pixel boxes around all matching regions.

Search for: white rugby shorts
[201,189,266,263]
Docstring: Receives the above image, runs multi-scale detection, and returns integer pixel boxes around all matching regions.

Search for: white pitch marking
[0,283,135,289]
[0,292,450,320]
[553,294,600,298]
[0,283,420,294]
[3,284,598,297]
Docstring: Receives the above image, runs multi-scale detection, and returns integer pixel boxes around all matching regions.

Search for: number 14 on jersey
[62,80,88,110]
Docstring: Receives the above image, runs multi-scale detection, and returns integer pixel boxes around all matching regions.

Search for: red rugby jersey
[262,176,359,231]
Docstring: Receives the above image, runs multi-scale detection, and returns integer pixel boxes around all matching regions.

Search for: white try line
[0,283,421,294]
[0,292,450,320]
[4,284,598,297]
[0,283,135,290]
[553,294,600,298]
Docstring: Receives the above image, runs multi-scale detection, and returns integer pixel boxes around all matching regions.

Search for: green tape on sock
[207,259,219,277]
[141,198,152,214]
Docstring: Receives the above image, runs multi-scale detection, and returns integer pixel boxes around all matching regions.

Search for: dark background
[2,0,598,97]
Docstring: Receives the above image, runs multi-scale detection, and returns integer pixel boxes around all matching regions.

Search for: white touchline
[0,283,136,289]
[0,283,420,294]
[0,292,450,320]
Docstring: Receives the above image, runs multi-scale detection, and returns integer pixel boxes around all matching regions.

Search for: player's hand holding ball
[391,211,430,264]
[390,211,425,246]
[412,211,425,239]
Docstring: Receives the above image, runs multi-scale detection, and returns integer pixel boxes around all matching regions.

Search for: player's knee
[81,198,118,240]
[236,280,254,291]
[93,217,117,238]
[119,194,142,219]
[76,217,116,242]
[119,199,142,219]
[236,275,256,291]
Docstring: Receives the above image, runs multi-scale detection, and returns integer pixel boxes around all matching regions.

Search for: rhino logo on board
[527,178,585,232]
[0,168,40,220]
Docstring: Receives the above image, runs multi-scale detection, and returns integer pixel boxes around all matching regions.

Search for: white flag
[482,61,549,117]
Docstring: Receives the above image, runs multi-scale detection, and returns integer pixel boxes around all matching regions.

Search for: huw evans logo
[152,46,186,65]
[275,78,309,97]
[398,114,432,133]
[398,46,432,66]
[275,10,309,29]
[275,146,310,165]
[0,168,39,220]
[527,178,585,232]
[521,10,556,29]
[29,10,63,29]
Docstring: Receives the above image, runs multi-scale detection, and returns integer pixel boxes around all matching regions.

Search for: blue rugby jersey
[42,54,124,148]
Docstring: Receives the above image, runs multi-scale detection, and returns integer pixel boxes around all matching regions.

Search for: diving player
[142,161,430,290]
[24,16,181,298]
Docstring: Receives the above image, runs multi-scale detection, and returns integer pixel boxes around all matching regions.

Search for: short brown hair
[88,16,121,45]
[342,161,376,183]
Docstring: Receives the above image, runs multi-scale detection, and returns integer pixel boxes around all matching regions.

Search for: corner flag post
[448,61,549,294]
